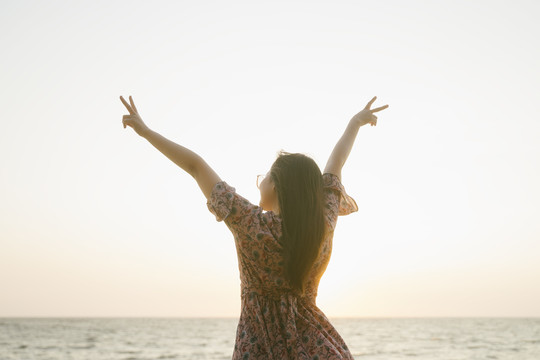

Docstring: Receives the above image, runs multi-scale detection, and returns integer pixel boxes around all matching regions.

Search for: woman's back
[207,172,358,359]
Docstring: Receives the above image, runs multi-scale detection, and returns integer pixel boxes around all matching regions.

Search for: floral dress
[207,172,359,359]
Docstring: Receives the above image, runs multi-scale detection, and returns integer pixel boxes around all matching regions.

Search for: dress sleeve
[206,181,259,223]
[322,173,358,231]
[207,181,237,222]
[206,180,282,264]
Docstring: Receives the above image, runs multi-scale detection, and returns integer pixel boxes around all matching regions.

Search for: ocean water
[0,317,539,359]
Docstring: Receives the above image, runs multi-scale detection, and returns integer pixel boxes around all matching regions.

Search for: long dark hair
[270,151,327,295]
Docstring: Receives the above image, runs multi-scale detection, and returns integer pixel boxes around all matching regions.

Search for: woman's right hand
[120,95,150,137]
[351,96,389,127]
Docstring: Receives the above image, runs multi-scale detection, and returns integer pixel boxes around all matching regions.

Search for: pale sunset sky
[1,0,539,318]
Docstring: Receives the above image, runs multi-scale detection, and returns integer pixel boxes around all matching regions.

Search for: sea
[0,317,539,359]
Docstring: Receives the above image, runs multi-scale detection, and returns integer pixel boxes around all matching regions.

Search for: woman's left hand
[351,96,389,127]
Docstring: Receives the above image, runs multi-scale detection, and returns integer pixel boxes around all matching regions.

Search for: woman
[120,95,389,359]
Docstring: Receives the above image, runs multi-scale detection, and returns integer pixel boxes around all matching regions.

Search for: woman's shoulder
[322,172,342,190]
[207,180,262,223]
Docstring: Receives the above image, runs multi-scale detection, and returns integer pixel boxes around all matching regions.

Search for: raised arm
[323,96,389,180]
[120,95,221,200]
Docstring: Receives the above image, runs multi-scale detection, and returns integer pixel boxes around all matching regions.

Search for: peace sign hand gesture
[120,95,150,137]
[351,96,389,127]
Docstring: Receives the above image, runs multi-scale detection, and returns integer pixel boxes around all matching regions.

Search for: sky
[0,0,539,318]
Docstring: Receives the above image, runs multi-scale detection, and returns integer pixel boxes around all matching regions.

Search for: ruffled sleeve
[322,173,358,230]
[206,181,283,275]
[206,181,238,222]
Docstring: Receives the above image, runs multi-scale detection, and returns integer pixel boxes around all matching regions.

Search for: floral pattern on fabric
[206,173,358,359]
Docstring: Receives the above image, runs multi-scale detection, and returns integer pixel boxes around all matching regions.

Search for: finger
[122,114,132,128]
[129,96,138,113]
[371,104,389,113]
[120,96,134,115]
[364,96,377,110]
